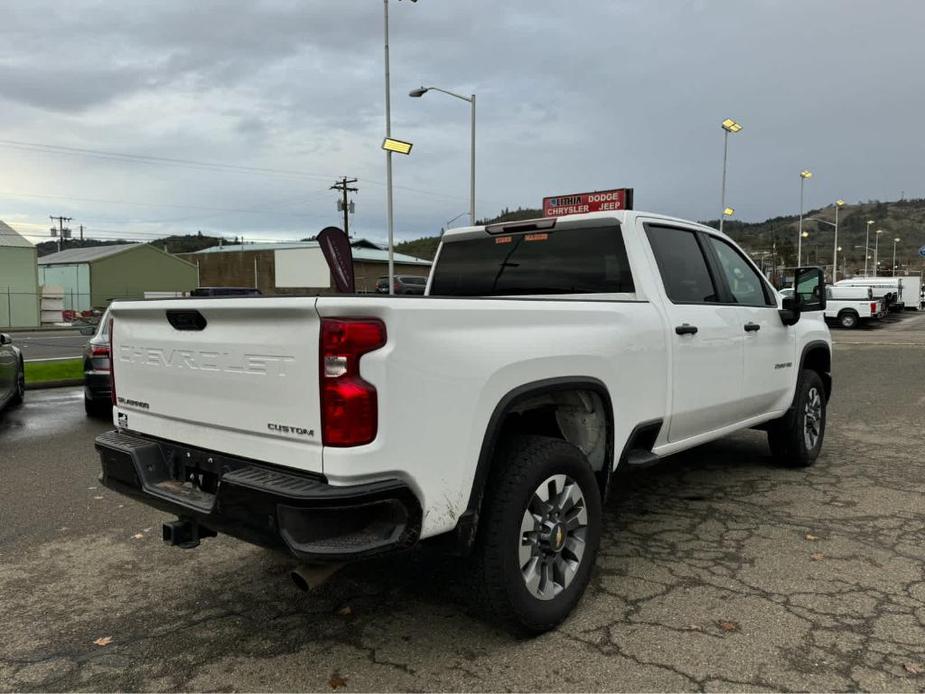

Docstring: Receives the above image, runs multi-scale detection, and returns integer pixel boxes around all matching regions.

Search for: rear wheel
[10,359,24,406]
[469,435,602,634]
[84,395,110,418]
[768,369,826,467]
[838,310,859,329]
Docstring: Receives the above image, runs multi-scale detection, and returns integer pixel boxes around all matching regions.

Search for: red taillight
[319,318,386,446]
[870,302,877,314]
[109,317,117,407]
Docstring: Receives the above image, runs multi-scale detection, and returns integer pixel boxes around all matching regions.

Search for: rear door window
[644,225,719,303]
[429,225,634,296]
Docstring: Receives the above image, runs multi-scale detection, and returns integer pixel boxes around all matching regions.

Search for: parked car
[375,275,427,295]
[83,307,112,417]
[782,286,883,329]
[96,210,831,634]
[190,287,262,297]
[0,333,25,412]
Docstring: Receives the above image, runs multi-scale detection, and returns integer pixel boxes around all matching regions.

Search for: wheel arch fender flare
[799,340,832,401]
[453,376,615,551]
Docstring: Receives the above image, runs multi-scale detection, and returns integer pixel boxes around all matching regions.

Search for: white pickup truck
[782,285,883,329]
[96,211,832,633]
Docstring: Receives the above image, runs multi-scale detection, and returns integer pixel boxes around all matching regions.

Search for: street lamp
[723,207,735,218]
[798,170,812,265]
[833,200,845,281]
[892,237,901,275]
[719,118,742,235]
[383,0,418,295]
[864,220,874,275]
[410,85,477,225]
[873,229,883,277]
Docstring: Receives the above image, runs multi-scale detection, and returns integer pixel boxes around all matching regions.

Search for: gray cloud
[0,0,923,246]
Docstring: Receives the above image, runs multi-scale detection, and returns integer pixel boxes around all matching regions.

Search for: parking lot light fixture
[874,229,883,276]
[410,84,477,224]
[719,118,742,235]
[798,170,812,265]
[723,207,734,217]
[865,220,874,275]
[833,200,845,281]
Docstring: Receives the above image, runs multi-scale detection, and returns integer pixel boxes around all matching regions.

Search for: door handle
[675,324,698,335]
[744,322,761,332]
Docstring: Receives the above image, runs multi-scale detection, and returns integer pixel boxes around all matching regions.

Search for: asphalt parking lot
[1,313,923,692]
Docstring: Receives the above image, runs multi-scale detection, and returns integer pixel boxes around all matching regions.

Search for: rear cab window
[644,225,719,303]
[429,223,635,297]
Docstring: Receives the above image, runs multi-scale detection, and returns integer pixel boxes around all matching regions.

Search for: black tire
[10,359,24,406]
[838,310,859,329]
[84,395,110,418]
[767,369,827,468]
[468,435,602,635]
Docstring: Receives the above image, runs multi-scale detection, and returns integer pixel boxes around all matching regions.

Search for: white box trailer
[835,277,919,311]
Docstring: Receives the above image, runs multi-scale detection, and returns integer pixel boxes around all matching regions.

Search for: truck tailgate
[110,297,323,473]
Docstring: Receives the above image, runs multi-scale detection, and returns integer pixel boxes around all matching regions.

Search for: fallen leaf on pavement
[336,606,352,617]
[93,496,104,500]
[687,624,703,631]
[132,533,144,540]
[810,552,825,561]
[93,637,113,647]
[805,533,818,541]
[718,620,739,632]
[904,662,923,675]
[329,672,348,689]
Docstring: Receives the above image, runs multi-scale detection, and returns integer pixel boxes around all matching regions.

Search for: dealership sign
[543,188,634,217]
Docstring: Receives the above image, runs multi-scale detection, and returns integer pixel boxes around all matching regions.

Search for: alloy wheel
[803,386,823,450]
[519,474,588,600]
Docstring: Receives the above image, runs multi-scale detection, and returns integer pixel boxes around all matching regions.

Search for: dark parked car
[0,333,25,412]
[190,287,262,297]
[83,308,112,417]
[375,275,427,295]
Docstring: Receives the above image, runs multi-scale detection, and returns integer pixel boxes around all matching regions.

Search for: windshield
[429,225,635,296]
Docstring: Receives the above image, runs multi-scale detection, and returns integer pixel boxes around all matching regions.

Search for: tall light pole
[864,219,874,275]
[833,200,845,281]
[719,118,742,235]
[410,85,476,224]
[383,0,395,293]
[873,229,883,277]
[382,0,417,295]
[798,170,812,265]
[892,237,900,276]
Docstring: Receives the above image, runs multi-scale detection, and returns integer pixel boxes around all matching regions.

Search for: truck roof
[440,210,720,241]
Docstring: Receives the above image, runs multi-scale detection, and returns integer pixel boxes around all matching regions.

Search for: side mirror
[794,266,827,312]
[779,296,800,326]
[0,333,10,345]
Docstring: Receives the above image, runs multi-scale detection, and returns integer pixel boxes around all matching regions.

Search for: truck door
[642,224,744,442]
[703,235,795,418]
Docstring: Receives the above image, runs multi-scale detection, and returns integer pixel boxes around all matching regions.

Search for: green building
[0,221,40,328]
[38,244,198,311]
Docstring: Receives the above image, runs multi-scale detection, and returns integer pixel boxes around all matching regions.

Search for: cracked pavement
[1,312,923,692]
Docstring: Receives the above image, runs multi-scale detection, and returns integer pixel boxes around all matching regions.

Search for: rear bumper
[95,429,422,562]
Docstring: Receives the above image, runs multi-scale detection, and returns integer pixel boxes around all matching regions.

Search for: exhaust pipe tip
[290,569,311,593]
[290,563,344,593]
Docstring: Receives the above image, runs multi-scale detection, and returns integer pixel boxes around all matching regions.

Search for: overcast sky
[1,0,923,247]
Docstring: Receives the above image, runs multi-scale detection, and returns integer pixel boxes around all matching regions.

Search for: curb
[25,379,85,391]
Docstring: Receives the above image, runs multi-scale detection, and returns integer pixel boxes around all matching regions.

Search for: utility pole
[49,216,72,253]
[330,177,358,238]
[79,224,84,242]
